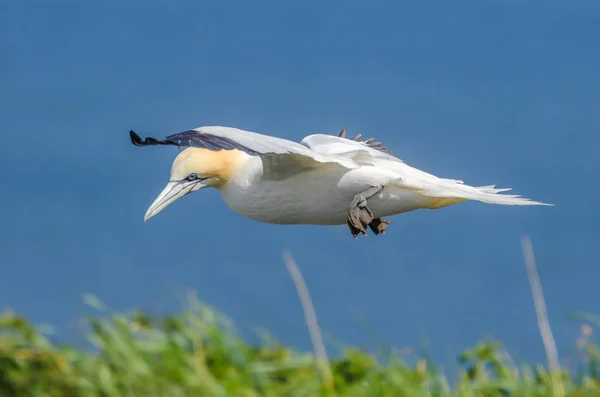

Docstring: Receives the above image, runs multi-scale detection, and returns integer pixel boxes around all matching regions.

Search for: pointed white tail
[435,182,553,206]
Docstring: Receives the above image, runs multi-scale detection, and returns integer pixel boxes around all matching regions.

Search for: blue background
[1,0,598,367]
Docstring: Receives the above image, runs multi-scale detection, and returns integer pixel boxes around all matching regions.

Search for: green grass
[1,292,599,397]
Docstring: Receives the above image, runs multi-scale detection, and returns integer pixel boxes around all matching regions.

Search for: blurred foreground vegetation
[1,294,599,397]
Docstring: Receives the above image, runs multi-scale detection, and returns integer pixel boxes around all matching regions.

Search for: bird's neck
[217,154,262,191]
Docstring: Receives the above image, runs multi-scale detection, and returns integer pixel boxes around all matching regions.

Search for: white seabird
[130,126,552,238]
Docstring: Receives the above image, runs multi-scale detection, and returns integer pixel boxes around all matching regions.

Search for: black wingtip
[129,130,143,146]
[129,130,165,147]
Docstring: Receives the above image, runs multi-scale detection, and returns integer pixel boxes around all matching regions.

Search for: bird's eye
[186,173,199,181]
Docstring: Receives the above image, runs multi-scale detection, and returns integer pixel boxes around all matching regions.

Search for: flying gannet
[130,126,551,238]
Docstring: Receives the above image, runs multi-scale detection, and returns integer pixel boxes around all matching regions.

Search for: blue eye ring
[186,173,199,181]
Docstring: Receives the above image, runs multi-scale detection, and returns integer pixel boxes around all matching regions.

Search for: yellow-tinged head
[144,147,247,222]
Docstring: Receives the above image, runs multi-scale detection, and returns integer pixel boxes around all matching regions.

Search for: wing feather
[130,126,361,177]
[336,128,393,154]
[301,131,404,165]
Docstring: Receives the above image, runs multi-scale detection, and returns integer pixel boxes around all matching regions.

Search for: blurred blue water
[1,0,598,365]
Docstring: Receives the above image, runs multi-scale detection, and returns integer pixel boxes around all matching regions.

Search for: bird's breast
[219,166,352,225]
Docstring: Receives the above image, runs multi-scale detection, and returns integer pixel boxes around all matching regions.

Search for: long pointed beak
[144,181,188,222]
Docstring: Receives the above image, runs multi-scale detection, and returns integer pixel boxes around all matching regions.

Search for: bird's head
[144,147,245,222]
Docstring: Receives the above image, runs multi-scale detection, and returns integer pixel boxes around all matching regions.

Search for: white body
[220,156,439,225]
[218,151,543,225]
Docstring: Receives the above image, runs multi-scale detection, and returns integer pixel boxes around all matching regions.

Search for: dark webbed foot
[347,186,390,239]
[347,219,364,239]
[347,205,373,238]
[368,218,390,235]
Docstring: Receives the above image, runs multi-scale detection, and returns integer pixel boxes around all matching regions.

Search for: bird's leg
[347,185,385,238]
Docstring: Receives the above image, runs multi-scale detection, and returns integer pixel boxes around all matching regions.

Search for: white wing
[300,133,404,164]
[301,133,551,206]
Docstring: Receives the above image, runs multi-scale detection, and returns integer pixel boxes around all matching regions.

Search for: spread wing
[130,126,361,179]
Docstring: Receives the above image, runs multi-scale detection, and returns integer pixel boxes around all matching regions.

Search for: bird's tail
[432,181,553,206]
[379,159,553,207]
